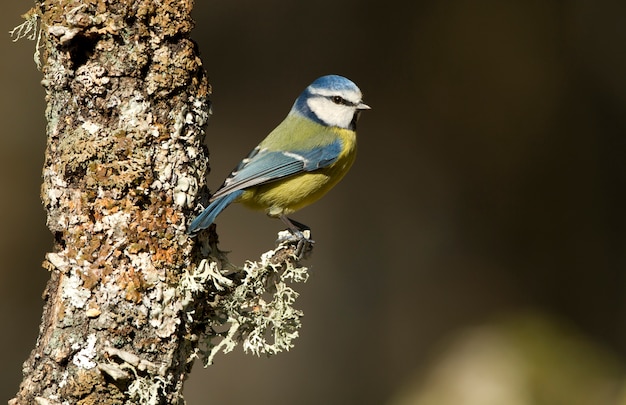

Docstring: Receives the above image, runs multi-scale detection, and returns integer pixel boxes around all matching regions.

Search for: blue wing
[209,140,343,201]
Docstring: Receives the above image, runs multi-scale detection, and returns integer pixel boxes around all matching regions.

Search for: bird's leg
[278,215,314,258]
[283,217,310,233]
[279,215,312,238]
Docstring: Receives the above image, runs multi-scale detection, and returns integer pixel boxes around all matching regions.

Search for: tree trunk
[11,2,309,404]
[10,0,210,403]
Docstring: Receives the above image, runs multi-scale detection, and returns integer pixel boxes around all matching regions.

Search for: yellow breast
[238,127,357,217]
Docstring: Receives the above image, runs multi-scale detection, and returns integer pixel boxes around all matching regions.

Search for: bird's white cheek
[307,98,354,128]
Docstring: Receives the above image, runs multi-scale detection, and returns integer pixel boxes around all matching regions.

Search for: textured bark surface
[11,0,212,403]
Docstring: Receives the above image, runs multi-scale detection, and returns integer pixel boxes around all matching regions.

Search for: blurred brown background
[2,1,625,404]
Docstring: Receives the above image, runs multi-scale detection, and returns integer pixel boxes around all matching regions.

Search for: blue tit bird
[187,74,370,238]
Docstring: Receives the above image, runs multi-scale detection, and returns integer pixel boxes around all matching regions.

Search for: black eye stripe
[329,95,355,106]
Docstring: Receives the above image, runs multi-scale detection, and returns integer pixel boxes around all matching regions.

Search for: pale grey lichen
[180,258,233,304]
[45,252,69,272]
[61,271,91,309]
[118,95,150,128]
[127,374,170,405]
[148,284,183,339]
[80,121,101,135]
[103,347,165,376]
[10,9,43,68]
[10,13,39,42]
[98,363,130,382]
[124,366,173,405]
[71,334,97,369]
[194,239,310,365]
[173,175,197,208]
[99,347,175,404]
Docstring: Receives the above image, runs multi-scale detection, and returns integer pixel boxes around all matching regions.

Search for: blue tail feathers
[187,190,243,234]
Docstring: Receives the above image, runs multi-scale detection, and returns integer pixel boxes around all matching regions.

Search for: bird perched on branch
[188,74,370,242]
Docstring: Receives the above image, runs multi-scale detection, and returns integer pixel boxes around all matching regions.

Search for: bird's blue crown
[292,75,361,126]
[308,75,360,93]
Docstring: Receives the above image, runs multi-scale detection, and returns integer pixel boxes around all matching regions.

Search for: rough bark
[11,0,210,403]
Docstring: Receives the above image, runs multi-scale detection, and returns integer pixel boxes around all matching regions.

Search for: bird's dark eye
[331,96,344,105]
